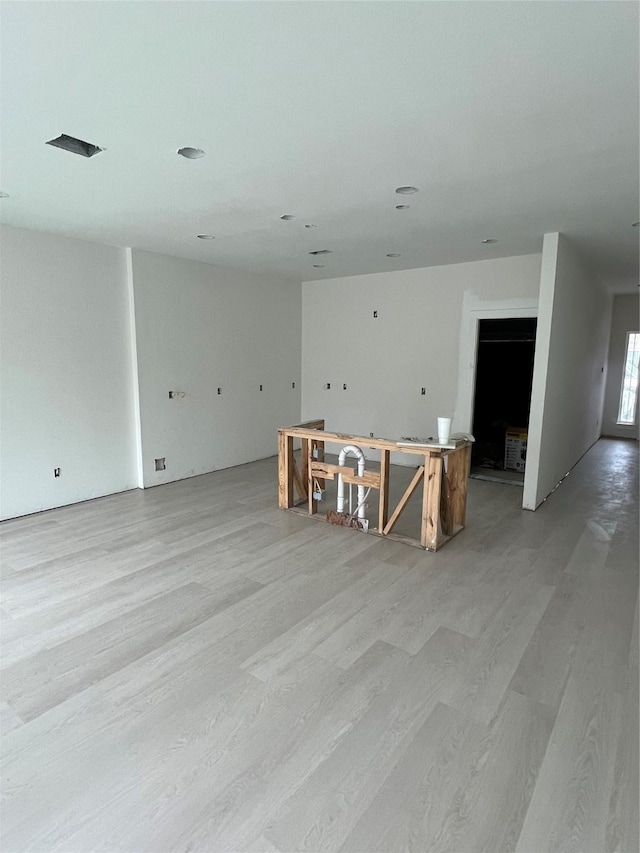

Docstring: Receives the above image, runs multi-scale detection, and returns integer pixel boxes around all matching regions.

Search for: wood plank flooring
[0,438,637,852]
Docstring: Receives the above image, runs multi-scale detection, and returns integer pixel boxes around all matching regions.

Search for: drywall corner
[523,232,611,510]
[125,248,144,489]
[523,233,558,510]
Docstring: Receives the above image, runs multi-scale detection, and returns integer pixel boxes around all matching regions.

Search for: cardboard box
[505,427,527,472]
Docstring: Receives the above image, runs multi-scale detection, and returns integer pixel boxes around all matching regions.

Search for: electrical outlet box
[54,467,61,478]
[155,457,166,471]
[313,489,324,501]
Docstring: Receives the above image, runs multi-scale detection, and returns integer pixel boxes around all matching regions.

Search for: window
[617,332,640,425]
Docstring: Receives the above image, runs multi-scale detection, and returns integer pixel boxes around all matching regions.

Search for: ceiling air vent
[46,134,104,158]
[308,249,332,255]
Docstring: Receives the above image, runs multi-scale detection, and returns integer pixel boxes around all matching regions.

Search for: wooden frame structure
[278,420,472,552]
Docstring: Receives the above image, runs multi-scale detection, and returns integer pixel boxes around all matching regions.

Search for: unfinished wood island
[278,420,472,551]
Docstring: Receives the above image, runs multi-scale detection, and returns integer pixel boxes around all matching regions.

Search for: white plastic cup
[437,417,452,445]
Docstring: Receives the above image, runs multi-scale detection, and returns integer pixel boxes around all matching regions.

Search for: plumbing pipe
[337,444,366,520]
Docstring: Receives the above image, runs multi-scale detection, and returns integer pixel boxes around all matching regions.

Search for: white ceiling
[1,1,638,290]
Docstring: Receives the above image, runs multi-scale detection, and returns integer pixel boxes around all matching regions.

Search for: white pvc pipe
[337,444,366,520]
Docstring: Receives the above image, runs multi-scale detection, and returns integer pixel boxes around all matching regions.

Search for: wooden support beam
[341,469,380,489]
[378,449,390,533]
[309,461,341,481]
[288,419,325,430]
[422,454,443,550]
[383,466,424,536]
[301,439,309,494]
[309,461,381,489]
[308,440,317,515]
[440,458,453,537]
[448,444,472,528]
[277,430,294,509]
[316,440,326,488]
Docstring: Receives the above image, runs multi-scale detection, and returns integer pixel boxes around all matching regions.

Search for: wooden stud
[277,430,294,509]
[308,440,317,515]
[448,443,472,528]
[422,454,443,550]
[378,449,390,533]
[440,457,453,537]
[301,438,309,494]
[316,440,326,488]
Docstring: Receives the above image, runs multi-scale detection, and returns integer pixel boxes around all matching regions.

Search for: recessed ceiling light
[0,192,9,198]
[46,133,104,158]
[197,234,215,240]
[312,264,325,268]
[396,205,410,210]
[633,221,640,227]
[395,186,419,195]
[386,253,401,258]
[481,238,497,244]
[305,224,316,229]
[177,147,205,159]
[280,215,295,221]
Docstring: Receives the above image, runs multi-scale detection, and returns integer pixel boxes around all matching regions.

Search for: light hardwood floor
[0,438,637,853]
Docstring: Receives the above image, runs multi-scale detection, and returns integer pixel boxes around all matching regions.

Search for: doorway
[471,317,537,485]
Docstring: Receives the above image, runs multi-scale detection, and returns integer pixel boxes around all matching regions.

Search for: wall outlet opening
[54,467,61,478]
[155,457,166,471]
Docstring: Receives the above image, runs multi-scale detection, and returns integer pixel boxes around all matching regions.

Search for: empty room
[0,2,638,852]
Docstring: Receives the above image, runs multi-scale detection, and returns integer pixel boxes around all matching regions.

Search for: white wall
[601,293,640,439]
[301,254,541,462]
[0,225,138,519]
[130,250,301,486]
[524,233,612,509]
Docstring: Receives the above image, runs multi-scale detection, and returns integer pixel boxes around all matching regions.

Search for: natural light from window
[617,331,640,425]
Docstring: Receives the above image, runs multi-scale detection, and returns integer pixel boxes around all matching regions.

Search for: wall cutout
[154,457,166,471]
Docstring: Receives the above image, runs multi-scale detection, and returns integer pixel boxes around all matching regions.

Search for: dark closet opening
[471,317,537,477]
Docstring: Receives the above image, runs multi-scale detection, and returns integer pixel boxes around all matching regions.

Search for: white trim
[454,293,538,435]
